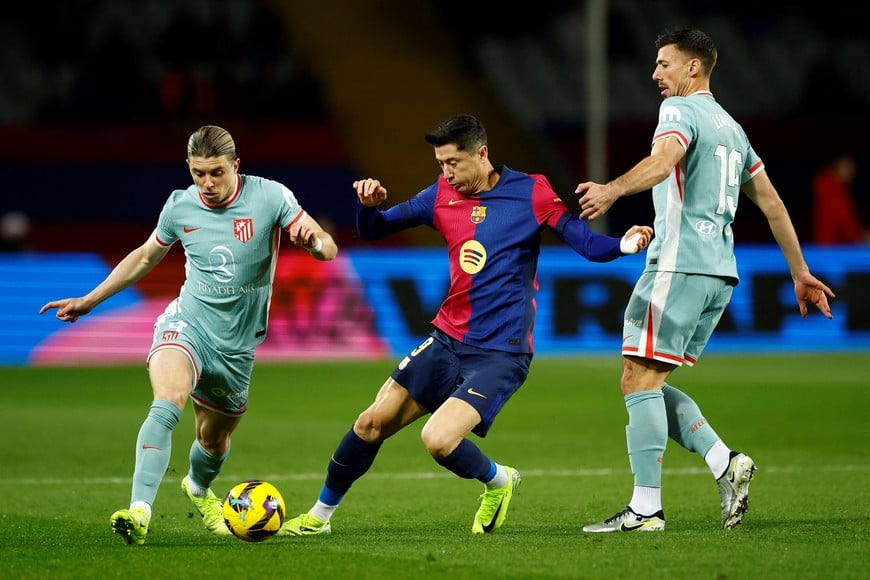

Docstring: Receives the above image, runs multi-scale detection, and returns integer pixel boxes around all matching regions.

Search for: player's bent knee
[353,415,384,444]
[419,427,455,459]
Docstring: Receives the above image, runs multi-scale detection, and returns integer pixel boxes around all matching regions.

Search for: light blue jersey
[643,91,764,282]
[153,174,305,353]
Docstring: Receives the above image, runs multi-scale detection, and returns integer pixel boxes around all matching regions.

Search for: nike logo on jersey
[467,387,487,399]
[141,445,162,450]
[448,199,464,206]
[183,226,200,233]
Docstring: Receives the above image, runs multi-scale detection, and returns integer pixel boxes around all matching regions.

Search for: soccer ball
[222,480,286,542]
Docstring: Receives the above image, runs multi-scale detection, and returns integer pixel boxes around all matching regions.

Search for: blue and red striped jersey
[356,166,622,354]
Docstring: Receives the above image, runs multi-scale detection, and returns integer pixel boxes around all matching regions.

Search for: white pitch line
[1,464,868,486]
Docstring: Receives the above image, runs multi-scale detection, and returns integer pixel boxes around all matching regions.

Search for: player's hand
[576,182,618,221]
[619,225,654,254]
[354,178,387,207]
[794,272,835,319]
[288,220,317,248]
[39,298,92,323]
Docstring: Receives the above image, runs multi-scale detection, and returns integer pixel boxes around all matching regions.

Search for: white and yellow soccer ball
[222,480,286,542]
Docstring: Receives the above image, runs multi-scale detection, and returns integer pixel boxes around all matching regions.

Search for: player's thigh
[356,378,428,441]
[422,397,482,452]
[390,331,462,412]
[150,308,204,387]
[192,348,254,417]
[148,347,195,407]
[624,271,719,365]
[452,348,531,438]
[684,276,733,363]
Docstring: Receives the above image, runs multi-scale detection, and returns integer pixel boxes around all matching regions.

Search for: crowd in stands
[449,0,869,130]
[6,2,868,128]
[3,0,867,246]
[440,0,869,243]
[2,0,325,125]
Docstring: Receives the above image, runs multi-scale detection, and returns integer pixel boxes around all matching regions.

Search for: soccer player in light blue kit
[575,28,835,532]
[40,125,338,545]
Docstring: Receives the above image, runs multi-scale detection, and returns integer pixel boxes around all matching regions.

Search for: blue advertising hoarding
[348,245,870,357]
[2,246,868,366]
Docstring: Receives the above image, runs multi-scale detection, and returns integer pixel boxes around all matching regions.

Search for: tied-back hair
[656,27,718,75]
[187,125,238,160]
[424,114,487,152]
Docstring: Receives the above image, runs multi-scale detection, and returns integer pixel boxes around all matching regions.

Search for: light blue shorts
[149,307,254,417]
[622,271,734,366]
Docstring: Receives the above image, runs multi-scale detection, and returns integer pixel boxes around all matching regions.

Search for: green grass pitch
[1,353,867,579]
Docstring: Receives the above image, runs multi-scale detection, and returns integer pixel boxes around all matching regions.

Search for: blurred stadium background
[2,0,869,365]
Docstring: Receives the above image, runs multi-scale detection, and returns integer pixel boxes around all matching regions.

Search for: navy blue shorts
[390,329,532,437]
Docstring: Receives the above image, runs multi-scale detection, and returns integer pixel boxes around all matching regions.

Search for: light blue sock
[189,439,229,490]
[624,390,667,488]
[131,400,182,505]
[662,383,720,457]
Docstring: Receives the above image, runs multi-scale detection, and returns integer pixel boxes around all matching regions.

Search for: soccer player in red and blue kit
[281,114,653,536]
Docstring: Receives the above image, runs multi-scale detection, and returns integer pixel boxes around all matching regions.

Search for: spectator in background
[812,152,869,245]
[67,26,157,122]
[156,8,219,120]
[0,211,31,252]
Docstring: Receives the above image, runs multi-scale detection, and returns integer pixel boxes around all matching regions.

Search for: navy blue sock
[321,428,382,502]
[435,439,492,481]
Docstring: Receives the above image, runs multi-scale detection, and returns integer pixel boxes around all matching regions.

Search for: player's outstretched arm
[39,235,170,323]
[577,137,683,221]
[39,296,94,323]
[742,171,835,318]
[557,219,652,262]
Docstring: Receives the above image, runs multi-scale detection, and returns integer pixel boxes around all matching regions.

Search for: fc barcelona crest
[234,218,253,243]
[470,205,487,224]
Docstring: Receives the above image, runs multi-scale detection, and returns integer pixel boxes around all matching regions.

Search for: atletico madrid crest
[234,218,253,243]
